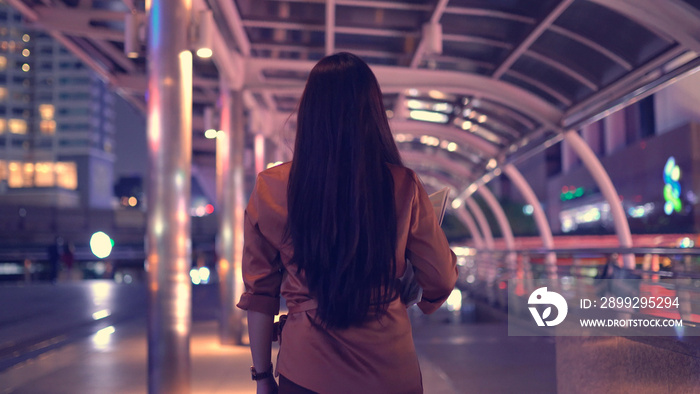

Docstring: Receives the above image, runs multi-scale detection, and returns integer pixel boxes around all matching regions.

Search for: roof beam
[443,6,536,24]
[335,0,432,11]
[548,25,632,71]
[241,19,418,38]
[589,0,700,53]
[442,34,512,49]
[505,69,572,106]
[524,50,597,91]
[211,0,251,56]
[492,0,574,79]
[244,58,563,128]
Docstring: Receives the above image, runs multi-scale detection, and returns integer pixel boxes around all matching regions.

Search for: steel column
[463,197,494,249]
[503,164,557,278]
[145,0,192,392]
[217,87,246,345]
[563,130,634,269]
[231,90,247,344]
[454,207,485,249]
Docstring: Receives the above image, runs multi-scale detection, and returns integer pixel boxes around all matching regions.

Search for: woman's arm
[248,310,278,393]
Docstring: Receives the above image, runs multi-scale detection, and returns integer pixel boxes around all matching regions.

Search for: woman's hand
[257,376,278,394]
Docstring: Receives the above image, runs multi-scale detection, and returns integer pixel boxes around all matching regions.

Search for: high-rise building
[0,1,115,209]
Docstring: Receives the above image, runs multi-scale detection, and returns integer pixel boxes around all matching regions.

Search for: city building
[0,1,115,209]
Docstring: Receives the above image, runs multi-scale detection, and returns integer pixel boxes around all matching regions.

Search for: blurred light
[428,90,445,99]
[409,110,448,123]
[477,114,487,123]
[21,63,29,72]
[205,204,214,214]
[204,128,218,139]
[445,289,462,311]
[523,204,534,215]
[486,158,497,169]
[420,135,440,146]
[266,161,283,169]
[190,268,202,285]
[22,49,29,57]
[196,48,213,58]
[90,231,113,259]
[407,88,418,96]
[394,133,413,142]
[466,274,475,283]
[451,198,462,209]
[92,326,115,349]
[461,121,472,130]
[198,266,211,284]
[680,237,694,248]
[385,109,393,118]
[92,309,111,320]
[128,196,138,207]
[407,99,423,109]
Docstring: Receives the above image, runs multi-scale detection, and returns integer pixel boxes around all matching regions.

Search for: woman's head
[294,52,401,167]
[287,53,402,329]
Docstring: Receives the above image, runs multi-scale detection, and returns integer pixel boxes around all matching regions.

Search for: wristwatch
[250,364,274,381]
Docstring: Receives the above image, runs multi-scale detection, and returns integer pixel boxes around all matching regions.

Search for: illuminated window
[21,48,29,57]
[34,162,54,187]
[40,120,56,135]
[8,161,22,188]
[39,104,54,120]
[21,63,29,72]
[0,55,6,71]
[22,34,30,42]
[0,160,6,181]
[8,119,26,134]
[56,162,77,190]
[0,119,5,134]
[22,163,34,187]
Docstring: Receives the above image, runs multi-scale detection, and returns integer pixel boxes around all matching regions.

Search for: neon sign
[663,156,681,215]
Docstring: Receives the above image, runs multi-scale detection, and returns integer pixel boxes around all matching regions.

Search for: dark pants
[279,375,317,394]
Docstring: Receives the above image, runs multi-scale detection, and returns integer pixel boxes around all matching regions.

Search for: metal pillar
[145,0,192,392]
[455,207,485,249]
[503,164,557,278]
[476,186,517,272]
[564,130,635,269]
[476,186,514,251]
[464,197,494,249]
[217,87,245,345]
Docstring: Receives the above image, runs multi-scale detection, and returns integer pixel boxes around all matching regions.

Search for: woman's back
[241,161,457,393]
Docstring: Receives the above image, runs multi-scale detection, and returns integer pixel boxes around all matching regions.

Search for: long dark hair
[286,52,403,329]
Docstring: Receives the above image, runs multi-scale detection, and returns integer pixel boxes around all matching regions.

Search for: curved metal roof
[9,0,700,194]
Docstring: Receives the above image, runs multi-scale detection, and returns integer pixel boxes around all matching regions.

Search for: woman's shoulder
[387,163,419,186]
[258,161,292,182]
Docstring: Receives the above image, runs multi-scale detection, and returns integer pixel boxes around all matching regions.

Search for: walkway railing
[456,246,700,327]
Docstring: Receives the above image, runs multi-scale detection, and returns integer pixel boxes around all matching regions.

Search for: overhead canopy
[9,0,700,193]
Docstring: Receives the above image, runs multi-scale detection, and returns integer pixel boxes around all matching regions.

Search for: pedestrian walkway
[0,318,458,394]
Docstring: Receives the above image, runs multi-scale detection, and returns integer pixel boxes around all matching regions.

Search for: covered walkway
[4,0,700,392]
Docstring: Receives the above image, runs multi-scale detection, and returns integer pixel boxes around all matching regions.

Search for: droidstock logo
[528,287,568,327]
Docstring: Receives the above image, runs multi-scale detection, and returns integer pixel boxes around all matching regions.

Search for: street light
[90,231,113,259]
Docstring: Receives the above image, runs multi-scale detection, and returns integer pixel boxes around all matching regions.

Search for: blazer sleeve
[405,171,458,314]
[236,175,283,315]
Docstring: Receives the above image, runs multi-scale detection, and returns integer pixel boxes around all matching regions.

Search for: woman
[237,52,457,394]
